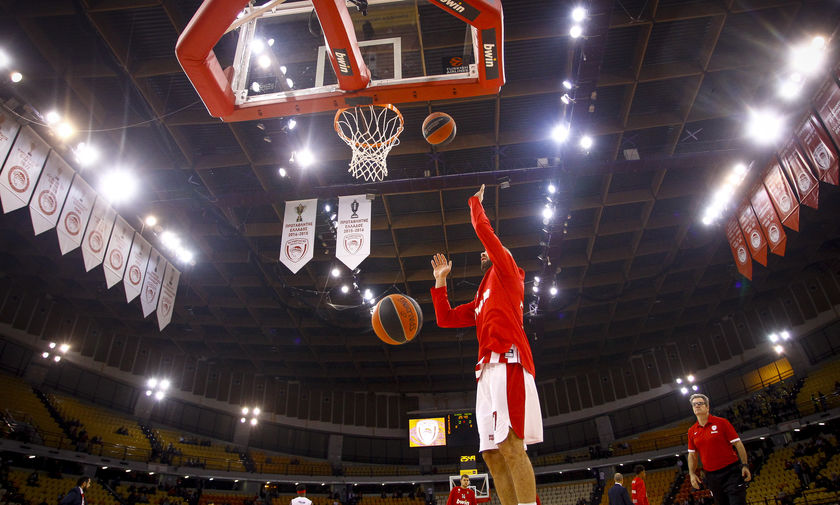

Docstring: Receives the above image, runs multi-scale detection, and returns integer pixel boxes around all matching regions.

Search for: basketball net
[334,104,404,182]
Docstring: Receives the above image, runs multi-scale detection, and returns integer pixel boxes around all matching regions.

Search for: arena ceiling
[1,0,840,399]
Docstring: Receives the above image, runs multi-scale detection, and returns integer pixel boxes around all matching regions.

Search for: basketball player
[687,393,750,505]
[290,485,312,505]
[430,184,542,505]
[446,475,477,505]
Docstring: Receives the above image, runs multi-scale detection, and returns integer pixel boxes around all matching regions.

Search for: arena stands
[538,480,597,505]
[248,451,331,476]
[611,423,693,457]
[5,469,117,505]
[597,468,677,505]
[0,374,65,446]
[152,428,246,472]
[115,482,188,505]
[796,359,840,416]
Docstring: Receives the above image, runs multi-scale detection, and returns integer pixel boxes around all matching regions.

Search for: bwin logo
[483,44,495,67]
[334,49,353,76]
[437,0,465,14]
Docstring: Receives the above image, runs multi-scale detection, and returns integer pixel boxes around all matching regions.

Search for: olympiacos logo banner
[336,194,371,270]
[0,126,49,213]
[726,216,752,280]
[29,151,74,235]
[124,233,151,302]
[157,262,180,331]
[0,111,21,169]
[280,198,317,273]
[81,197,117,271]
[140,249,165,318]
[104,216,134,288]
[56,176,96,255]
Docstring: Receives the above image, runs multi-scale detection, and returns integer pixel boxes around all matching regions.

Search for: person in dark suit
[608,473,633,505]
[60,477,90,505]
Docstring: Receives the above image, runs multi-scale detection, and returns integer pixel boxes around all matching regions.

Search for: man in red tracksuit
[446,475,477,505]
[431,184,543,505]
[631,465,649,505]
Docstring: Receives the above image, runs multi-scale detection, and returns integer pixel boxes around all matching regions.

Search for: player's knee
[481,449,502,466]
[496,432,525,459]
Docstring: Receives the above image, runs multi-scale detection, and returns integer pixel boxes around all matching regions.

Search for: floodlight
[532,285,539,293]
[676,378,683,384]
[278,167,287,177]
[548,183,556,193]
[49,342,56,349]
[240,417,246,423]
[691,385,698,391]
[777,76,803,100]
[570,25,583,38]
[560,93,572,105]
[154,390,165,400]
[562,80,573,90]
[571,7,587,22]
[74,142,99,166]
[28,455,35,459]
[59,344,70,353]
[54,355,61,362]
[768,333,779,343]
[549,286,558,296]
[250,418,258,426]
[325,204,331,212]
[746,109,784,144]
[280,66,287,74]
[176,249,194,264]
[257,55,271,69]
[790,41,825,75]
[45,111,61,125]
[286,77,294,88]
[10,71,22,83]
[363,289,373,300]
[295,148,315,167]
[145,215,158,227]
[253,407,260,415]
[55,121,74,140]
[145,390,152,396]
[42,352,49,358]
[252,38,265,54]
[147,378,158,388]
[774,344,784,354]
[250,82,261,93]
[341,285,350,293]
[100,169,138,204]
[579,135,593,149]
[159,379,170,390]
[542,207,554,220]
[160,231,179,249]
[268,39,275,47]
[680,387,688,395]
[0,50,9,68]
[687,374,695,383]
[288,118,297,130]
[242,407,249,415]
[780,330,790,340]
[552,123,570,143]
[331,267,340,277]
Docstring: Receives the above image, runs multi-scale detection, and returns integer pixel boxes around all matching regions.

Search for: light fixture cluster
[569,6,587,39]
[0,47,23,84]
[528,182,570,315]
[769,329,792,355]
[676,374,699,395]
[777,36,827,101]
[320,204,375,308]
[41,342,70,363]
[145,377,170,401]
[701,163,748,225]
[240,406,261,426]
[154,221,196,265]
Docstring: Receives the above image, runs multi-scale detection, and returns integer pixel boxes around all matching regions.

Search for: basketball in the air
[372,294,423,345]
[422,112,456,146]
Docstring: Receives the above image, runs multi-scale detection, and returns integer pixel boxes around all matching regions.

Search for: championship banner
[81,197,116,271]
[140,249,165,318]
[726,217,752,280]
[336,194,371,270]
[763,161,799,231]
[280,198,317,273]
[56,176,96,255]
[0,126,49,213]
[156,261,180,330]
[124,233,151,302]
[750,185,786,257]
[779,141,819,209]
[29,151,74,235]
[813,78,840,148]
[736,202,767,266]
[795,114,838,185]
[0,110,21,166]
[104,216,134,288]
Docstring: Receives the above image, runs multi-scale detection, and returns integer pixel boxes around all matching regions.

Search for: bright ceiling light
[542,206,554,220]
[147,378,158,388]
[811,36,826,50]
[288,118,297,130]
[552,123,570,143]
[680,387,688,395]
[746,108,784,144]
[250,82,261,93]
[295,148,315,167]
[676,378,683,384]
[176,249,194,264]
[549,286,558,296]
[45,111,61,125]
[160,231,179,249]
[252,38,265,54]
[74,142,99,166]
[99,169,138,204]
[55,122,76,140]
[242,407,250,415]
[258,54,271,69]
[324,204,331,212]
[253,407,260,415]
[250,418,258,426]
[341,285,350,294]
[286,77,294,88]
[790,41,825,75]
[691,385,698,391]
[562,80,572,90]
[547,183,556,193]
[0,50,9,68]
[154,390,165,400]
[53,356,61,362]
[579,135,593,149]
[145,215,157,227]
[49,342,56,349]
[532,285,539,293]
[10,71,22,83]
[59,344,70,353]
[331,267,340,277]
[780,330,791,340]
[277,167,287,178]
[280,65,287,74]
[267,39,275,47]
[774,344,784,354]
[41,352,49,358]
[569,25,583,39]
[571,7,587,22]
[240,417,247,423]
[560,93,572,105]
[363,289,373,300]
[145,390,152,396]
[159,379,170,390]
[686,374,695,383]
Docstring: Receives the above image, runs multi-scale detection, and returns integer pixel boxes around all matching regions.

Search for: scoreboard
[408,411,476,447]
[447,412,476,446]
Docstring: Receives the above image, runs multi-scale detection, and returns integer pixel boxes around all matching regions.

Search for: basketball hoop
[334,104,404,182]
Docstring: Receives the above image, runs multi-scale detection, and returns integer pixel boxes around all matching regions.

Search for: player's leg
[496,429,536,503]
[481,449,517,505]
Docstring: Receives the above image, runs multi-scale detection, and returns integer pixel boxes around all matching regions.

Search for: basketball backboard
[448,473,491,503]
[176,0,504,121]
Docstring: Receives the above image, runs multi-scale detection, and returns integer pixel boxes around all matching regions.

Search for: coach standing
[687,393,751,505]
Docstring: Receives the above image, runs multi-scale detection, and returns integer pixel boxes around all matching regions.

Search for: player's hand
[741,466,751,482]
[473,184,485,204]
[689,473,701,490]
[431,253,452,280]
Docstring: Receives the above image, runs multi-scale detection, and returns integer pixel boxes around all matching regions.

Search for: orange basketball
[372,294,423,345]
[422,112,456,146]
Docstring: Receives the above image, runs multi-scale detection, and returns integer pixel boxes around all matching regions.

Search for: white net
[334,104,404,182]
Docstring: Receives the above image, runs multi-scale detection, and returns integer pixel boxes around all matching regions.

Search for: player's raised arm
[429,253,477,328]
[469,185,518,276]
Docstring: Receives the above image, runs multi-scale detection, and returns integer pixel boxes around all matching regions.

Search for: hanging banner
[157,262,181,331]
[0,126,49,213]
[29,151,75,235]
[124,233,152,302]
[763,161,799,231]
[56,176,96,255]
[736,202,767,266]
[104,216,134,288]
[280,198,317,273]
[81,198,117,271]
[726,217,752,280]
[336,194,372,270]
[778,141,819,209]
[813,78,840,148]
[795,114,838,185]
[750,185,786,257]
[0,110,21,166]
[140,249,165,318]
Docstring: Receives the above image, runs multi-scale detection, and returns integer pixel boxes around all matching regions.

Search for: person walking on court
[631,465,649,505]
[289,485,311,505]
[687,393,751,505]
[446,475,477,505]
[431,184,543,505]
[608,473,633,505]
[60,477,90,505]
